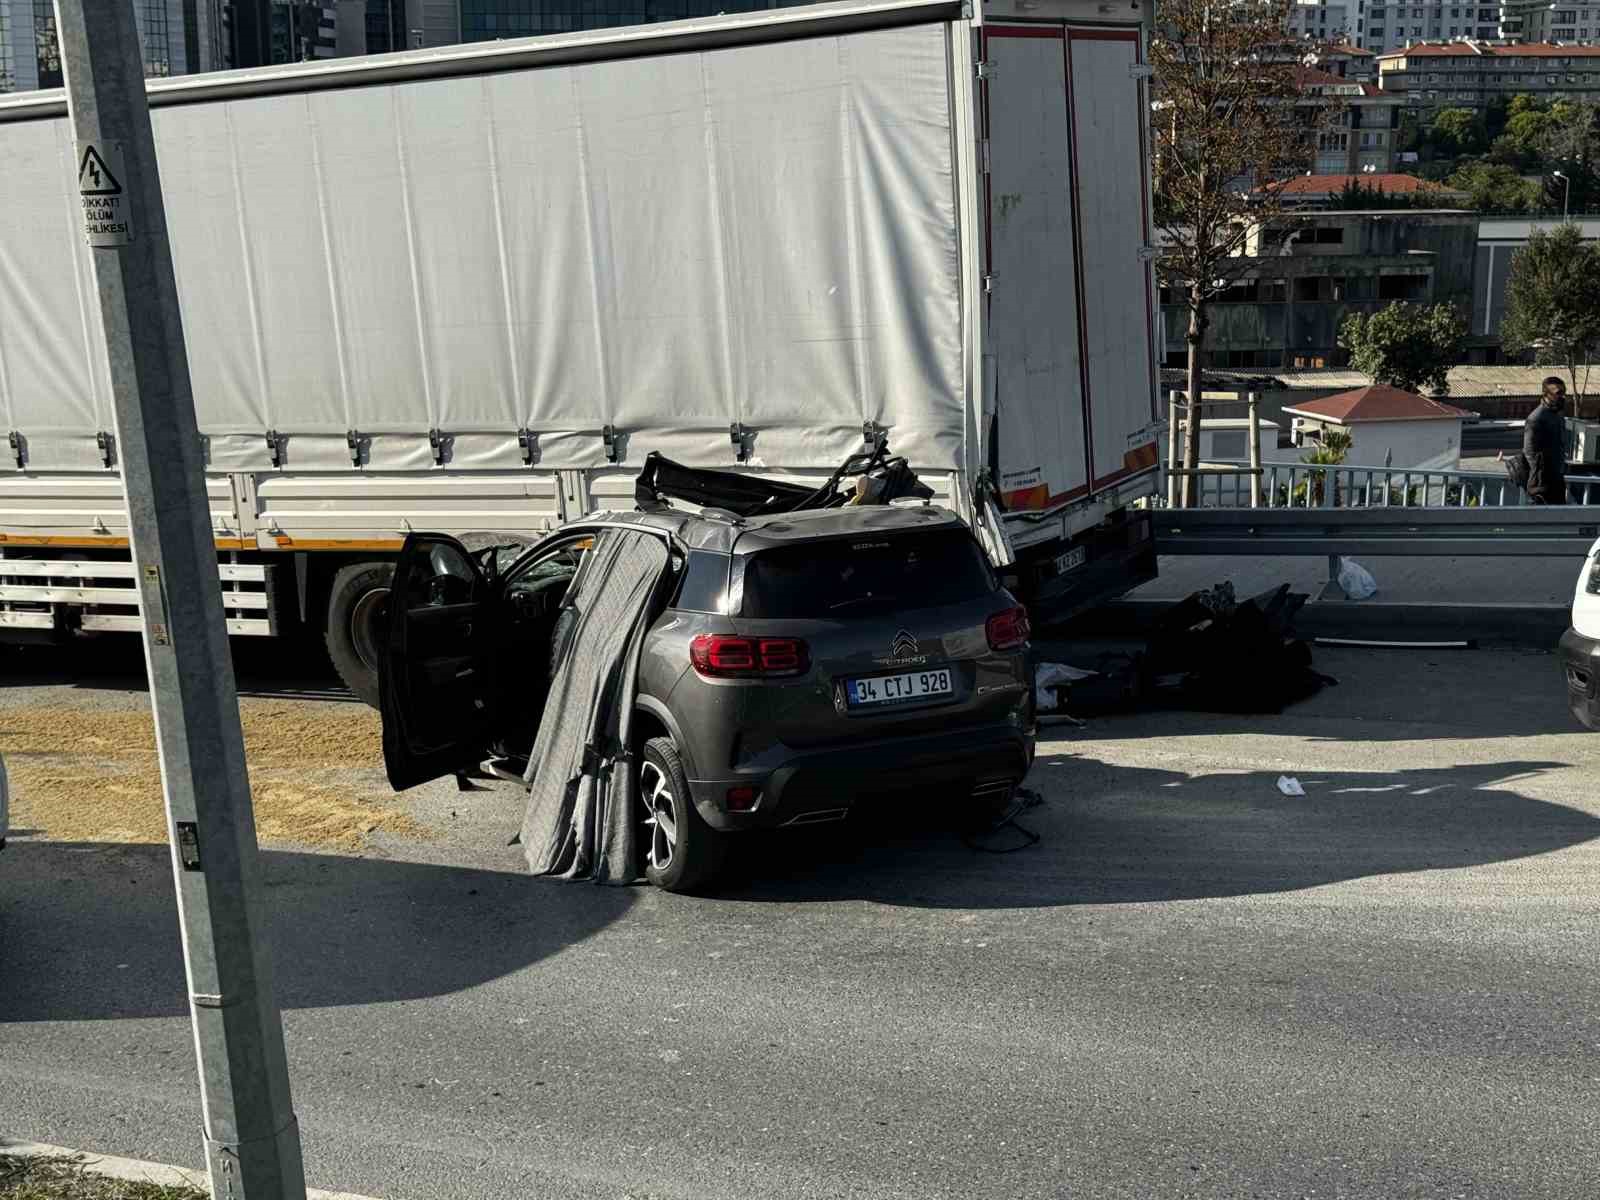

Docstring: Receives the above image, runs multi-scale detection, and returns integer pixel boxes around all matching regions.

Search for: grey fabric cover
[520,529,670,883]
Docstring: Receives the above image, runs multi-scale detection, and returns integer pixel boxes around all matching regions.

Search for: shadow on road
[0,843,634,1023]
[720,756,1599,908]
[1027,646,1579,744]
[0,635,356,703]
[4,760,1595,1021]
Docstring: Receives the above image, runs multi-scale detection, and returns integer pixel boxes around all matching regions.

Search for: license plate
[1055,546,1087,575]
[846,668,954,708]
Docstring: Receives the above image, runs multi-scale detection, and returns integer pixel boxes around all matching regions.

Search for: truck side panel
[0,119,112,473]
[0,21,968,479]
[1066,27,1161,492]
[982,24,1090,512]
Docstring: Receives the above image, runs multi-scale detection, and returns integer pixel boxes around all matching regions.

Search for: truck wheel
[639,736,726,893]
[325,562,395,708]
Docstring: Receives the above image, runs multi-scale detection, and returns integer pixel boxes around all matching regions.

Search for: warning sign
[77,141,133,247]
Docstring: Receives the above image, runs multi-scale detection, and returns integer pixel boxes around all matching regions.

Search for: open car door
[380,534,502,790]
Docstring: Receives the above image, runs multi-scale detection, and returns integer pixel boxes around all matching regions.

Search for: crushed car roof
[727,504,961,552]
[566,502,964,554]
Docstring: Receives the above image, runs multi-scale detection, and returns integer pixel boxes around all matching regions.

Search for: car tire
[325,561,395,708]
[639,736,726,893]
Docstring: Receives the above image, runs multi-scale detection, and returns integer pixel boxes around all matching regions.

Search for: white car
[1561,537,1600,730]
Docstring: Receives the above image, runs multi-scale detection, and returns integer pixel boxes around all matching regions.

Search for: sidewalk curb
[0,1138,383,1200]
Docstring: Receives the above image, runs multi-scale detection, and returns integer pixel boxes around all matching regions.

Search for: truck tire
[639,736,726,893]
[325,562,395,708]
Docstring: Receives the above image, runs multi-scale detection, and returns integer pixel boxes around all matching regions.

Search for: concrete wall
[1162,212,1478,368]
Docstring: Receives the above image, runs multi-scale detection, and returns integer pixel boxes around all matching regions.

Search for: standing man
[1523,376,1570,505]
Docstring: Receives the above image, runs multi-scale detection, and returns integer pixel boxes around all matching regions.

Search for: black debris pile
[1056,583,1334,716]
[1144,582,1333,713]
[635,441,932,518]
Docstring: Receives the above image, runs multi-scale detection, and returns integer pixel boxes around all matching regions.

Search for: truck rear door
[982,21,1159,510]
[983,24,1088,513]
[1065,27,1161,492]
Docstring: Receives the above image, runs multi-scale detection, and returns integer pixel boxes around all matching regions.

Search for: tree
[1327,178,1440,210]
[1448,161,1541,213]
[1337,302,1468,395]
[1540,100,1600,213]
[1329,180,1393,209]
[1485,94,1511,143]
[1152,0,1320,506]
[1500,223,1600,419]
[1302,427,1353,465]
[1490,103,1553,170]
[1429,107,1486,157]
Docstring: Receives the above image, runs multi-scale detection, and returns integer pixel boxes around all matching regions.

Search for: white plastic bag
[1336,557,1377,601]
[1034,662,1097,712]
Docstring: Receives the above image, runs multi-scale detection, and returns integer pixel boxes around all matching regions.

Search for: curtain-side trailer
[0,0,1162,704]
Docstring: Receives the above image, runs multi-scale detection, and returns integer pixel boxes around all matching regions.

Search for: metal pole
[1167,388,1181,507]
[53,2,307,1197]
[1247,390,1263,509]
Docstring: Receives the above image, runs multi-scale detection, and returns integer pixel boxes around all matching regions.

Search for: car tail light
[726,786,760,811]
[690,634,810,678]
[986,605,1031,651]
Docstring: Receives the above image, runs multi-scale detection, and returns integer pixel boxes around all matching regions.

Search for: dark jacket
[1523,402,1568,504]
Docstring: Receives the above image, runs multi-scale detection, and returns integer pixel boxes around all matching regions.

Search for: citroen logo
[890,629,919,661]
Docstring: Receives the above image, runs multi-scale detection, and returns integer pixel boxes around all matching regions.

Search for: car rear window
[740,529,996,619]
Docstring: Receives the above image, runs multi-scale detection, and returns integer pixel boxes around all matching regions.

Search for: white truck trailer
[0,0,1162,704]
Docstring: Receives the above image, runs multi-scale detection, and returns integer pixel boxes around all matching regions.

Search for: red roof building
[1273,173,1468,208]
[1284,385,1472,424]
[1283,385,1470,469]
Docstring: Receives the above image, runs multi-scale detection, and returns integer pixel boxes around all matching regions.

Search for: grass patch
[0,1154,206,1200]
[0,702,425,849]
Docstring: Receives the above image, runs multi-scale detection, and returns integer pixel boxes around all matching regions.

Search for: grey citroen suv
[380,503,1035,892]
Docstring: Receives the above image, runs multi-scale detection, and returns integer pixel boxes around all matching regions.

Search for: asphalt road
[3,643,1600,1199]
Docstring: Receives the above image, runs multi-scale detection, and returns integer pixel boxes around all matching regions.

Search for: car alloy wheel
[640,759,679,872]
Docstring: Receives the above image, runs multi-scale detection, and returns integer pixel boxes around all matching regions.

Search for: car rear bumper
[688,723,1035,831]
[1560,626,1600,730]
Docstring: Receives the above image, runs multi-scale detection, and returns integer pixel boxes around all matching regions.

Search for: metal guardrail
[1160,460,1600,510]
[1154,506,1600,558]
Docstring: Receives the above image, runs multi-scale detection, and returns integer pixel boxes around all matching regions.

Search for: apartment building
[1506,0,1600,41]
[1297,66,1409,171]
[1362,4,1503,51]
[1289,0,1359,43]
[1377,42,1600,114]
[1319,42,1380,80]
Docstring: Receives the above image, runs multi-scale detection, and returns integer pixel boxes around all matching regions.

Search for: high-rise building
[1360,2,1504,52]
[3,0,829,86]
[1504,0,1600,41]
[0,0,222,91]
[1289,0,1358,44]
[456,0,779,42]
[360,0,406,52]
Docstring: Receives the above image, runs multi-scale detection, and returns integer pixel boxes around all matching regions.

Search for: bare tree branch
[1151,0,1335,504]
